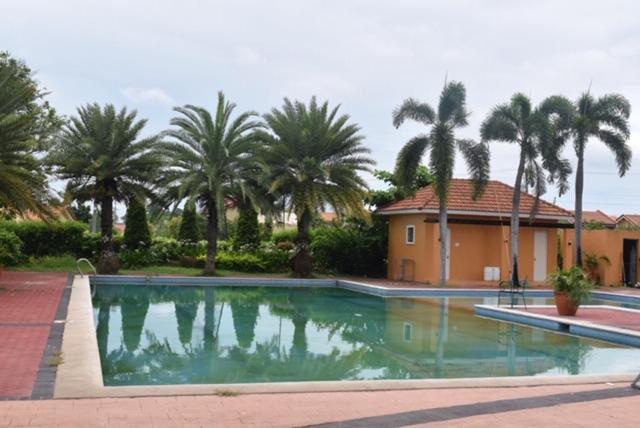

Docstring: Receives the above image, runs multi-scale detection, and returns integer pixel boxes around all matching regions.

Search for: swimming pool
[91,283,640,386]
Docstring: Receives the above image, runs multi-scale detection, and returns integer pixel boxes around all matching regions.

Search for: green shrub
[123,198,151,250]
[216,252,268,272]
[193,245,291,273]
[0,221,87,257]
[79,233,123,259]
[272,229,298,243]
[310,216,388,277]
[119,248,154,268]
[0,229,23,266]
[233,205,260,250]
[178,202,200,242]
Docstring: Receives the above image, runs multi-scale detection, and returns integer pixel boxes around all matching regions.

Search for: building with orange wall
[377,179,574,285]
[562,228,640,287]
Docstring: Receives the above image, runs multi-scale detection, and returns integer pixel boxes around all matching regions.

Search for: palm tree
[569,92,632,267]
[0,55,56,217]
[157,91,262,275]
[393,81,490,286]
[258,97,374,277]
[48,104,162,273]
[480,93,573,285]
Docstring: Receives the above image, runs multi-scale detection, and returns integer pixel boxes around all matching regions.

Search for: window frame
[405,224,416,245]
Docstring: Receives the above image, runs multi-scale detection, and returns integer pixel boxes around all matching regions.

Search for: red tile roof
[320,212,336,222]
[377,179,573,219]
[571,210,616,226]
[617,214,640,227]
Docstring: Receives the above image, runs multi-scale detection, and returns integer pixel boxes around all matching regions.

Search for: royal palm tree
[393,81,490,286]
[48,104,162,273]
[569,92,632,267]
[0,54,57,217]
[157,91,262,275]
[258,97,374,277]
[480,93,573,285]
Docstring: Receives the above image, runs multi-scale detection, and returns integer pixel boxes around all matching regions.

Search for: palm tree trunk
[575,146,585,268]
[204,199,218,276]
[510,151,526,286]
[293,208,312,277]
[438,200,448,287]
[97,194,119,274]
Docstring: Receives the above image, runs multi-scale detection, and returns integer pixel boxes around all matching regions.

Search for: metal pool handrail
[76,258,97,277]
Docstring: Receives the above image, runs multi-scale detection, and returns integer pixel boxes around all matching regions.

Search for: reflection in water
[92,285,640,386]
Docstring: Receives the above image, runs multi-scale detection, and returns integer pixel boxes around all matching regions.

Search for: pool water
[92,285,640,386]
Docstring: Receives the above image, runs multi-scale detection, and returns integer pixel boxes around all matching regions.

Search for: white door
[445,227,451,281]
[533,231,548,282]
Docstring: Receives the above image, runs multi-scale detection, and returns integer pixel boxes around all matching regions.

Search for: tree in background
[234,203,260,250]
[568,92,632,267]
[258,97,375,277]
[178,202,200,242]
[0,52,62,218]
[393,81,490,286]
[69,202,92,224]
[123,197,151,250]
[481,93,573,286]
[366,166,433,209]
[157,92,262,275]
[48,104,162,273]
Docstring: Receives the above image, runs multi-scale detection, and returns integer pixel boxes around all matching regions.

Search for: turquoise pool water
[92,285,640,386]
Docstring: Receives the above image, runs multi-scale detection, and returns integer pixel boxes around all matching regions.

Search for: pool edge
[53,275,639,399]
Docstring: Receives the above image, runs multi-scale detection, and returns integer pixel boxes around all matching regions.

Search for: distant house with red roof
[570,210,616,229]
[616,214,640,230]
[377,179,574,284]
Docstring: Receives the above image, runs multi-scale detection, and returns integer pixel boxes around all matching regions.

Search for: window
[406,225,416,245]
[403,322,413,342]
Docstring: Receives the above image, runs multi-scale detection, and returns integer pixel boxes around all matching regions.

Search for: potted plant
[583,253,610,284]
[549,267,594,316]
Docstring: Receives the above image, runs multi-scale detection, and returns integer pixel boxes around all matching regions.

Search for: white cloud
[120,87,175,106]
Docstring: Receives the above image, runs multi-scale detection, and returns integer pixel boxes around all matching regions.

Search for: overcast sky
[3,0,639,216]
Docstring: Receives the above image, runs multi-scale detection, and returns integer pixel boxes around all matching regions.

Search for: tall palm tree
[258,97,375,277]
[0,55,55,217]
[569,92,632,267]
[48,104,162,273]
[393,81,490,286]
[157,91,262,275]
[480,93,573,285]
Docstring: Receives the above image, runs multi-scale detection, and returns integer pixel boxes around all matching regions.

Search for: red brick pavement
[0,272,68,398]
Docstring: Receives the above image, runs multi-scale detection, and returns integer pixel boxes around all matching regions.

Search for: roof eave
[377,208,573,222]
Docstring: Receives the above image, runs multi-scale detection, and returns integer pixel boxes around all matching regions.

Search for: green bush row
[0,220,88,257]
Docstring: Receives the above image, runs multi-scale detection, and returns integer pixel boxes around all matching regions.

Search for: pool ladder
[76,258,97,277]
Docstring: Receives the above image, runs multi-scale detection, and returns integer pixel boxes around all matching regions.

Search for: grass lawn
[7,255,309,278]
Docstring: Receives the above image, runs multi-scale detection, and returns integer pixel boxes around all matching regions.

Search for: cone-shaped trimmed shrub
[123,198,151,250]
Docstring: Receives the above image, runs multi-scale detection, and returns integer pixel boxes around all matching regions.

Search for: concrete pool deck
[3,382,640,427]
[475,305,640,347]
[50,274,640,399]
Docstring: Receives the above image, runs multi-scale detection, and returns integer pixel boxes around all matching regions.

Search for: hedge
[0,221,87,257]
[0,228,23,266]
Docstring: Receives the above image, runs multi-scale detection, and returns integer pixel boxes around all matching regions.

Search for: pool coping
[54,275,640,399]
[475,305,640,347]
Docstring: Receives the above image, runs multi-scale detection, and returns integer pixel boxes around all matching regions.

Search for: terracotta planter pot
[554,291,579,316]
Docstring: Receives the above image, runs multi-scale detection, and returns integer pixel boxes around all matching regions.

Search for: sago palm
[393,81,490,286]
[481,93,573,285]
[0,55,54,217]
[570,92,631,267]
[258,97,374,277]
[157,91,263,275]
[48,104,162,273]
